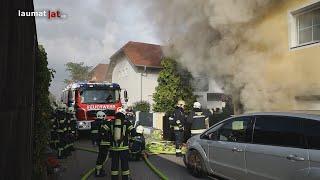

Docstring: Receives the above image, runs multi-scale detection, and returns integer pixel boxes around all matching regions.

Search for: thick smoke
[141,0,320,112]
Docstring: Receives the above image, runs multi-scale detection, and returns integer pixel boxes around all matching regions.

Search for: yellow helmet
[177,100,186,108]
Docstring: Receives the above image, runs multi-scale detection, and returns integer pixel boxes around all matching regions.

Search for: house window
[192,77,209,92]
[297,9,320,45]
[290,2,320,48]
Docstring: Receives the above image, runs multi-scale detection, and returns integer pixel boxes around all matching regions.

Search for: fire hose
[75,146,169,180]
[145,141,186,155]
[74,147,103,180]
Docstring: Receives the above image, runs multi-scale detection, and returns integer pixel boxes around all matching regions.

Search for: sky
[34,0,160,98]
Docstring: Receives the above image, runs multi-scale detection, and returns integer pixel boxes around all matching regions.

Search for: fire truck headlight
[79,122,84,126]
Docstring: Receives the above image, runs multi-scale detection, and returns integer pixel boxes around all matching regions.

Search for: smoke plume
[141,0,320,112]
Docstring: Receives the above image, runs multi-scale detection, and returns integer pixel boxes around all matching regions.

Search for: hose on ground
[74,146,105,180]
[146,141,186,155]
[143,153,169,180]
[75,146,169,180]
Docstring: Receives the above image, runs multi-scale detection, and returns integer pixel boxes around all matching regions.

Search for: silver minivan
[184,112,320,180]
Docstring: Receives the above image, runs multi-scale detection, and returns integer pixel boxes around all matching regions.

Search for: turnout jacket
[99,120,112,146]
[50,111,58,132]
[101,118,136,151]
[56,110,67,133]
[91,118,102,134]
[187,108,209,134]
[172,107,186,131]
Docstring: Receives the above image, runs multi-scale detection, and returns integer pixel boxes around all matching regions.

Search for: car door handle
[232,147,243,152]
[286,155,305,161]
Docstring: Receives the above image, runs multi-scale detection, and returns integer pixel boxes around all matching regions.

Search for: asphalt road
[55,138,210,180]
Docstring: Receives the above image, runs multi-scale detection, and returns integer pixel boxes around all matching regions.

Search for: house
[89,63,108,82]
[106,41,163,106]
[193,0,320,113]
[192,74,228,110]
[192,73,234,112]
[233,0,320,113]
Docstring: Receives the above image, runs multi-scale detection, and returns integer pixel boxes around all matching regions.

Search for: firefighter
[187,102,209,136]
[109,111,136,180]
[129,125,145,161]
[126,106,135,125]
[91,112,103,146]
[56,104,68,159]
[49,108,59,150]
[95,111,110,177]
[172,100,186,157]
[69,107,77,151]
[66,107,76,152]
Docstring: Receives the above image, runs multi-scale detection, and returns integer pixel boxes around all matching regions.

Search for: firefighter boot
[95,166,105,177]
[70,144,75,151]
[57,148,65,159]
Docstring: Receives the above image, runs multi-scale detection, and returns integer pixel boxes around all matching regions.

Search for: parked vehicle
[184,112,320,180]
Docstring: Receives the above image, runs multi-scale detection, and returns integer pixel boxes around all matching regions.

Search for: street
[55,138,209,180]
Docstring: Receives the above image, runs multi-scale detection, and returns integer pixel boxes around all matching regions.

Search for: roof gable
[111,41,163,68]
[90,63,108,82]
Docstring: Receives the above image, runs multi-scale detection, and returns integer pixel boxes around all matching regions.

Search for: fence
[0,0,37,179]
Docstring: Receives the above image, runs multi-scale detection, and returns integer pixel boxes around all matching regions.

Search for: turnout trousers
[111,150,130,180]
[91,131,99,145]
[50,131,59,150]
[57,132,66,158]
[174,130,184,155]
[95,145,109,174]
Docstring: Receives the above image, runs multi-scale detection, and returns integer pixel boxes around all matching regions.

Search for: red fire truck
[61,82,128,131]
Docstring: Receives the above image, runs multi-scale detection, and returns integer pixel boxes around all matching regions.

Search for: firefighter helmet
[136,125,144,134]
[96,111,106,120]
[193,102,201,109]
[59,104,67,111]
[115,111,126,120]
[117,107,126,115]
[68,107,75,114]
[177,100,186,108]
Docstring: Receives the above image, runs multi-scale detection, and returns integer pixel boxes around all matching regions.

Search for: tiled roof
[90,64,108,82]
[112,41,163,68]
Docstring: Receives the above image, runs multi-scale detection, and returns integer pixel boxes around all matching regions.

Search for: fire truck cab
[61,82,127,131]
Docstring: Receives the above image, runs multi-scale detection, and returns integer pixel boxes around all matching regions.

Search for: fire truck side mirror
[75,90,79,104]
[124,90,128,102]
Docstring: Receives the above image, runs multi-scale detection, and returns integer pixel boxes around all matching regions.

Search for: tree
[33,45,55,179]
[133,101,151,112]
[64,62,92,83]
[153,57,196,114]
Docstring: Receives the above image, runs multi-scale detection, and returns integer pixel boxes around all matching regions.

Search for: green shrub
[153,57,196,114]
[133,101,150,112]
[32,45,54,179]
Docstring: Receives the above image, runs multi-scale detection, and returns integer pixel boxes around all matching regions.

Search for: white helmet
[136,125,144,134]
[68,107,75,114]
[59,104,67,111]
[193,102,201,109]
[117,107,126,115]
[96,111,106,120]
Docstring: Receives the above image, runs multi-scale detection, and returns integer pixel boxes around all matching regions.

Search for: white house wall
[111,56,159,107]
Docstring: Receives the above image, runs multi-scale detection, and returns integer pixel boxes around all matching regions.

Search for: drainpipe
[141,65,147,102]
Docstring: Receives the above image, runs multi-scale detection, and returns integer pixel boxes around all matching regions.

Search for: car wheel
[187,150,207,178]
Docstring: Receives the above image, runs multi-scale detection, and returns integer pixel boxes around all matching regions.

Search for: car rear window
[303,119,320,150]
[253,115,305,148]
